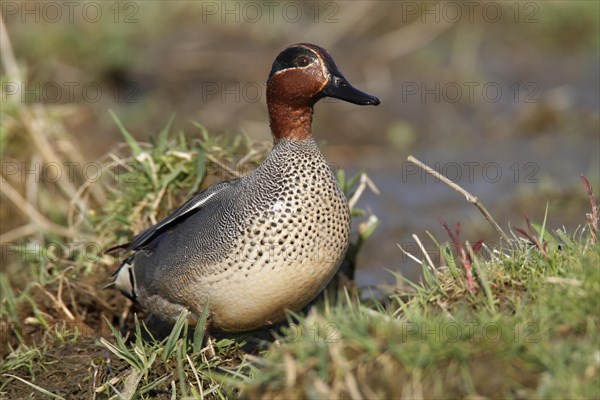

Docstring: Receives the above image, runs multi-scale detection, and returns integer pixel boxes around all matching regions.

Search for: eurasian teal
[111,43,380,332]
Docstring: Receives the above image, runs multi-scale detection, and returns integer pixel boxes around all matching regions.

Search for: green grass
[2,116,598,397]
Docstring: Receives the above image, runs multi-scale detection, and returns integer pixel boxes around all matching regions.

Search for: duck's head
[267,43,380,107]
[267,43,380,140]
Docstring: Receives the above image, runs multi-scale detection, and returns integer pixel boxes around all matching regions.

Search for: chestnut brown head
[267,43,380,107]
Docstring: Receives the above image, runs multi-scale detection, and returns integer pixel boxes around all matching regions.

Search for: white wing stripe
[188,190,220,212]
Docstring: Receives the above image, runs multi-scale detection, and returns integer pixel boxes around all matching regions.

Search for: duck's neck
[267,101,314,143]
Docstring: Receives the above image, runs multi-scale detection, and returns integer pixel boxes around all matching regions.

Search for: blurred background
[2,1,599,286]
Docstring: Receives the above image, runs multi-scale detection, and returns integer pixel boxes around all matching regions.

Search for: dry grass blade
[3,374,66,400]
[35,283,75,321]
[206,153,240,178]
[0,223,38,243]
[397,243,424,266]
[407,155,510,243]
[1,178,76,238]
[186,354,204,398]
[0,19,22,80]
[348,173,379,210]
[580,174,598,243]
[412,233,436,272]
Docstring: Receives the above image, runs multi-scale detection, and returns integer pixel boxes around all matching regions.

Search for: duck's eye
[296,56,310,67]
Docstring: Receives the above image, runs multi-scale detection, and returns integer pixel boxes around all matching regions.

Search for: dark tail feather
[105,242,131,254]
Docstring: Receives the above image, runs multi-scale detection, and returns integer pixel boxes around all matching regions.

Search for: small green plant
[96,310,251,398]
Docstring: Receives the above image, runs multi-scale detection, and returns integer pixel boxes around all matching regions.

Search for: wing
[118,179,240,252]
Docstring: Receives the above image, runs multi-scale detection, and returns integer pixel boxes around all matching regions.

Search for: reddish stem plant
[580,174,598,244]
[513,214,548,259]
[438,218,483,292]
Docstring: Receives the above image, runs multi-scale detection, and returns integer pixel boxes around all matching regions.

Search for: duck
[110,43,380,332]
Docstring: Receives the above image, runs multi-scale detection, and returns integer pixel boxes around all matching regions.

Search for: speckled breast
[207,139,350,331]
